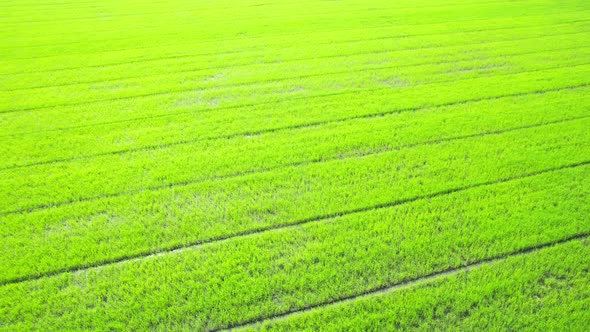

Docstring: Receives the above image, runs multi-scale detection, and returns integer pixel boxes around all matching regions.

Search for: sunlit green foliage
[1,0,588,330]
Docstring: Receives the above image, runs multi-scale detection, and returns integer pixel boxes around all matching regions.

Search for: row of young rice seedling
[3,0,582,59]
[3,28,590,112]
[3,9,586,77]
[1,66,589,212]
[2,23,589,136]
[1,118,589,283]
[1,52,589,169]
[1,165,588,330]
[2,0,589,329]
[244,237,590,331]
[3,14,588,89]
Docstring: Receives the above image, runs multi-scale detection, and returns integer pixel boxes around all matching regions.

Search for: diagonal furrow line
[2,160,588,287]
[4,18,588,79]
[0,112,587,214]
[3,33,588,93]
[5,10,587,65]
[0,20,590,77]
[0,100,587,218]
[0,15,529,66]
[1,83,588,172]
[217,233,590,332]
[3,60,590,115]
[5,76,588,140]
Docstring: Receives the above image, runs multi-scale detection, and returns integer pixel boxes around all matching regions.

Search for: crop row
[1,82,587,173]
[4,7,588,70]
[3,16,588,88]
[0,165,588,330]
[2,53,589,141]
[1,91,588,214]
[243,237,590,331]
[5,10,585,74]
[0,0,513,27]
[0,79,588,183]
[4,36,589,112]
[1,119,589,282]
[1,64,588,169]
[4,0,581,59]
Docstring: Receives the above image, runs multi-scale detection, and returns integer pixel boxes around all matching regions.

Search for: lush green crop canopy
[0,0,588,330]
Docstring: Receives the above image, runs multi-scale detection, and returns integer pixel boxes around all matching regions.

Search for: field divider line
[0,83,587,172]
[3,34,588,93]
[0,102,588,218]
[0,0,529,34]
[1,160,588,288]
[5,20,590,77]
[3,59,590,115]
[4,17,588,78]
[0,110,587,217]
[217,233,590,332]
[4,10,588,65]
[5,76,588,140]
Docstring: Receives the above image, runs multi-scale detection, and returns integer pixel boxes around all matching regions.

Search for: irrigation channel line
[0,104,587,220]
[1,36,583,106]
[219,233,590,331]
[4,35,588,93]
[5,10,587,65]
[0,84,587,173]
[1,0,511,39]
[1,161,588,288]
[4,16,588,75]
[0,0,525,31]
[4,51,587,108]
[1,111,587,218]
[0,15,588,69]
[4,78,588,141]
[0,17,550,67]
[6,11,588,60]
[3,59,589,115]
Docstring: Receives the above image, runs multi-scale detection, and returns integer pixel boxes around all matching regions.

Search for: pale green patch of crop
[1,0,589,330]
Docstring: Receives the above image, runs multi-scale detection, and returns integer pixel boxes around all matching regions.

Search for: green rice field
[1,0,589,330]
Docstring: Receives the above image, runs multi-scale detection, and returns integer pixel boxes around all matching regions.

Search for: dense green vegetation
[245,237,590,331]
[1,0,589,330]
